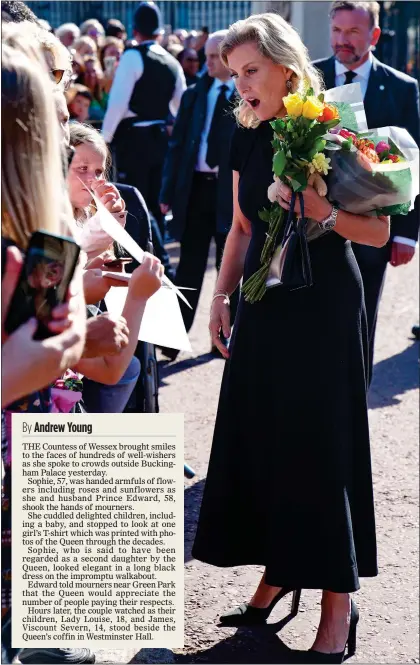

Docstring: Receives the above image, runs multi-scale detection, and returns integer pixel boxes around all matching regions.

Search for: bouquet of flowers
[242,82,419,303]
[325,125,419,216]
[51,369,83,413]
[241,85,341,303]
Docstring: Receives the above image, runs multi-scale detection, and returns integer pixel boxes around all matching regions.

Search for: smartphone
[4,231,80,340]
[103,257,133,271]
[104,55,117,76]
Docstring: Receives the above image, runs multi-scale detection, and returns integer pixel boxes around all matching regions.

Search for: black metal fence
[377,1,420,81]
[26,1,252,34]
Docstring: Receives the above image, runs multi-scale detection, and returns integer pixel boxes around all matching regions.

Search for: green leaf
[318,93,325,103]
[271,118,286,135]
[289,171,308,192]
[258,208,271,223]
[300,123,329,151]
[323,118,340,131]
[314,138,326,152]
[307,87,314,97]
[273,149,287,177]
[307,146,318,160]
[290,136,305,149]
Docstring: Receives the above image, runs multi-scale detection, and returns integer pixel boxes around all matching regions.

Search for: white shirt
[102,42,186,144]
[336,52,416,248]
[335,51,373,99]
[196,77,236,173]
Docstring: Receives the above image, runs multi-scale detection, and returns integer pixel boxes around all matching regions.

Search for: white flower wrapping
[325,126,419,216]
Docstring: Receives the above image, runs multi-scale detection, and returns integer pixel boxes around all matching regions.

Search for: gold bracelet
[212,292,230,305]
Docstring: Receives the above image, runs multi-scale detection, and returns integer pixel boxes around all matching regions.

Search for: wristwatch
[318,205,339,232]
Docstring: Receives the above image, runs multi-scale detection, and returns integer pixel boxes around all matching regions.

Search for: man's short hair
[105,18,126,38]
[329,1,380,29]
[208,29,229,44]
[1,0,39,23]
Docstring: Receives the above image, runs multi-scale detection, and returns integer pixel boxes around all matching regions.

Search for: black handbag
[273,191,313,290]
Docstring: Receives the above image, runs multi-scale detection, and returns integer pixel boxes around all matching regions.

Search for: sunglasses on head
[51,69,65,84]
[51,69,71,91]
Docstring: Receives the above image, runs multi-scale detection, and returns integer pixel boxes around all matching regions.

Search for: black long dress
[191,121,378,593]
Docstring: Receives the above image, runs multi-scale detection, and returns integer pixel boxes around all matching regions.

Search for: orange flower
[318,104,340,123]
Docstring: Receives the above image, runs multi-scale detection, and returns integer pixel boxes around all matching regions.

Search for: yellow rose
[302,96,324,120]
[283,93,304,117]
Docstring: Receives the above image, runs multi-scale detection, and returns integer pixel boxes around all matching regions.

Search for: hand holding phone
[4,232,80,340]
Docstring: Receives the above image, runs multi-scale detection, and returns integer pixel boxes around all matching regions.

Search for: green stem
[242,206,285,303]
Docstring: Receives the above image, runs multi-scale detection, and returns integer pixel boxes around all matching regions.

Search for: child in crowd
[66,83,92,122]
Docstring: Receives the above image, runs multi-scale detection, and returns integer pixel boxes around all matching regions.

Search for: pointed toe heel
[308,599,359,663]
[219,587,301,627]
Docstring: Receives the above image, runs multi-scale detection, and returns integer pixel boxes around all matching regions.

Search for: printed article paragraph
[12,413,184,650]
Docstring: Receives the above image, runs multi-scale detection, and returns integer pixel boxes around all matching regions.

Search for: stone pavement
[100,242,418,664]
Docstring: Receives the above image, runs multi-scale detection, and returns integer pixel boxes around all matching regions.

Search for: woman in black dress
[191,13,390,662]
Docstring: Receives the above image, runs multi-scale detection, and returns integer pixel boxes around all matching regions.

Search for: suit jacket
[313,54,420,242]
[159,74,237,240]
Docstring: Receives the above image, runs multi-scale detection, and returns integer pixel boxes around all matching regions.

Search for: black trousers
[112,121,174,278]
[176,173,238,334]
[113,121,167,233]
[352,242,391,386]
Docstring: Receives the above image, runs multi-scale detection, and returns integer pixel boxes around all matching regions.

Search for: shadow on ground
[369,340,419,409]
[158,353,217,387]
[184,480,205,564]
[175,626,298,663]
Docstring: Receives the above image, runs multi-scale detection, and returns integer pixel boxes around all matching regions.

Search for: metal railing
[26,1,252,34]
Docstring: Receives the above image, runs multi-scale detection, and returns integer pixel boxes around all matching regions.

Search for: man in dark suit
[314,0,420,385]
[159,30,238,360]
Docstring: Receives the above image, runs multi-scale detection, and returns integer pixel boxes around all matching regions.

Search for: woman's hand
[209,295,231,360]
[128,253,163,301]
[91,180,126,220]
[275,180,332,223]
[1,252,86,408]
[83,268,126,304]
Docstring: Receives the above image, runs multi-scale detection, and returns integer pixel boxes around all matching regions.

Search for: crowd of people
[49,14,209,125]
[1,0,419,663]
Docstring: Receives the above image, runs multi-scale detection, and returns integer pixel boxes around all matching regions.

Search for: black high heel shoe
[306,599,359,663]
[219,588,301,626]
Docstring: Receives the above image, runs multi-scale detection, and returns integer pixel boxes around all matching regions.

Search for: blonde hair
[74,35,97,56]
[3,21,72,89]
[220,13,323,129]
[1,42,74,250]
[80,19,105,38]
[68,122,111,222]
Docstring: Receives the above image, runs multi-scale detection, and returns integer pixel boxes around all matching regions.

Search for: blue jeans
[82,356,141,413]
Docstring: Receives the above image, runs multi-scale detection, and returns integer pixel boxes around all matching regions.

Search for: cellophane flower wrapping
[51,369,83,413]
[325,126,419,216]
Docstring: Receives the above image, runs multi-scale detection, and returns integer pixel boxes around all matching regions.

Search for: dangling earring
[286,78,293,91]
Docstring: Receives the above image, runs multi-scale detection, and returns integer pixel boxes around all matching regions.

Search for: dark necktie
[344,70,357,85]
[206,84,230,168]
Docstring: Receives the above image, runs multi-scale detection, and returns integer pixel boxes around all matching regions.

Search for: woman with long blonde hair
[192,13,389,662]
[1,39,88,665]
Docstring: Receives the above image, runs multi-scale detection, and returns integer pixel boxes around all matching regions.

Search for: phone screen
[4,231,80,340]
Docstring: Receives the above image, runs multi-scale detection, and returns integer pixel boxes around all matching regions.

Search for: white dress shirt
[336,52,416,248]
[196,77,236,173]
[102,42,186,144]
[335,51,373,99]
